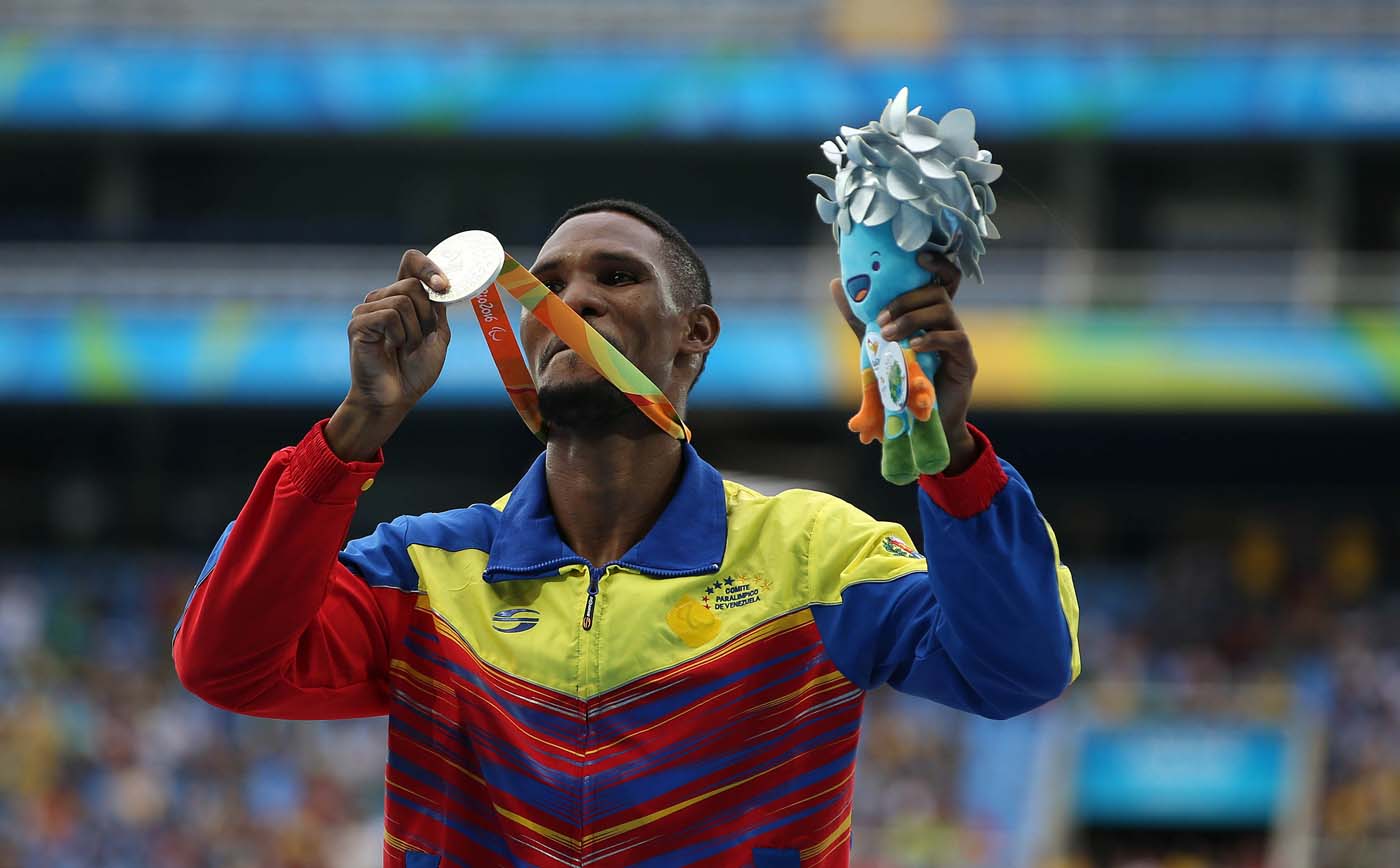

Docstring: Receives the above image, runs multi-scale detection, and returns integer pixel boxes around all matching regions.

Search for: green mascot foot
[910,417,951,477]
[880,425,920,486]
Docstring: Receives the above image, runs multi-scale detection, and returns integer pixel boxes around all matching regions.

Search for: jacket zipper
[582,564,603,631]
[580,564,608,865]
[576,562,717,862]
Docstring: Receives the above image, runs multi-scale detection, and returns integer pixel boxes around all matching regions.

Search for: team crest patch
[881,536,921,559]
[666,575,772,649]
[701,574,770,612]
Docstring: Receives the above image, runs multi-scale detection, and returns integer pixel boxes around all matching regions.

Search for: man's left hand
[829,251,979,475]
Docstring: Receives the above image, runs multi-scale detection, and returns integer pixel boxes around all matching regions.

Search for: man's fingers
[917,251,962,298]
[908,328,975,367]
[430,301,451,338]
[348,308,411,350]
[878,284,951,327]
[364,278,436,337]
[878,297,960,343]
[352,296,424,351]
[399,249,451,296]
[350,300,418,351]
[356,292,426,350]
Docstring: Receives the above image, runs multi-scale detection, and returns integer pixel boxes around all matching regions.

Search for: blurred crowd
[848,510,1400,868]
[0,511,1395,867]
[0,559,385,868]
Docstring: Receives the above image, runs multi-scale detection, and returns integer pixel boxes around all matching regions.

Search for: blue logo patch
[492,608,541,633]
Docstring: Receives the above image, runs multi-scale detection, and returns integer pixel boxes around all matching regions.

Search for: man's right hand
[326,249,452,461]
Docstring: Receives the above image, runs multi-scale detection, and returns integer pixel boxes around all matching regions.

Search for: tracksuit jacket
[173,420,1080,867]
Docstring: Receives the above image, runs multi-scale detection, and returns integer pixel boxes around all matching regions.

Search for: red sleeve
[172,420,416,719]
[917,423,1009,519]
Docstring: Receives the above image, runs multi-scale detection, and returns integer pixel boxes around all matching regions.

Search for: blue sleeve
[339,504,502,592]
[339,516,418,591]
[810,456,1080,720]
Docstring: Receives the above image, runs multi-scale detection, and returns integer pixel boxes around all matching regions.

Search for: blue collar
[482,442,728,582]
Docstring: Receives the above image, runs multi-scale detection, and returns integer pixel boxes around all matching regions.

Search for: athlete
[173,199,1080,867]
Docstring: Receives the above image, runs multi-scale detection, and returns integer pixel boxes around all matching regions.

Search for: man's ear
[680,304,720,356]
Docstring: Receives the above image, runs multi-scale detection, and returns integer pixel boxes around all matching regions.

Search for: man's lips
[542,341,570,366]
[539,343,581,376]
[846,274,870,304]
[539,331,624,371]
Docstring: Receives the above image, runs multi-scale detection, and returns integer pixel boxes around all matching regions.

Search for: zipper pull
[582,567,602,631]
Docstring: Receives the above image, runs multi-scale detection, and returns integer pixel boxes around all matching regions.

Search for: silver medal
[422,230,506,304]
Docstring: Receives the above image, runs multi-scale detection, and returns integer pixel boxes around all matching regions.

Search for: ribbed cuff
[917,423,1008,519]
[284,419,384,505]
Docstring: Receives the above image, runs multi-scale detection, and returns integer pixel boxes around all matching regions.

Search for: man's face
[523,211,688,433]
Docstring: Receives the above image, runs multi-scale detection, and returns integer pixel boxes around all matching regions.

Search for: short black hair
[548,199,712,311]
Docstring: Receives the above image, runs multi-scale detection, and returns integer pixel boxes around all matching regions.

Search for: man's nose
[557,280,608,320]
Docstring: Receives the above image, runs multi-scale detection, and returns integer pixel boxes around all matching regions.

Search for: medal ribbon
[467,255,691,443]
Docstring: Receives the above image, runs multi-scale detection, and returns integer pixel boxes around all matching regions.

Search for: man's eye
[602,270,637,285]
[544,280,566,293]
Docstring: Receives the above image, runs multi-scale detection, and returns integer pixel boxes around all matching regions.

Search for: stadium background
[2,1,1399,866]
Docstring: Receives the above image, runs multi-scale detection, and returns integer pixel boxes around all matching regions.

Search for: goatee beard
[537,379,651,439]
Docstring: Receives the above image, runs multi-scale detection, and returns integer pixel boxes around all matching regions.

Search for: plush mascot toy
[810,87,1002,484]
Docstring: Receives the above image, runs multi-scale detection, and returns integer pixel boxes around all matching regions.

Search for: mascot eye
[871,261,881,272]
